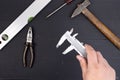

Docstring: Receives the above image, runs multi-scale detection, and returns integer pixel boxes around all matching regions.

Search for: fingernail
[85,44,94,50]
[96,51,100,55]
[76,55,82,60]
[85,44,90,47]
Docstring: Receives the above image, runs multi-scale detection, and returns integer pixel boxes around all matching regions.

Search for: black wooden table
[0,0,120,80]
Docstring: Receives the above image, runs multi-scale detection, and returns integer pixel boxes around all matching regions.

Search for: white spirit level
[0,0,51,50]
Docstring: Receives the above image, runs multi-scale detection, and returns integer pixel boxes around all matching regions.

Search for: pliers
[23,27,34,68]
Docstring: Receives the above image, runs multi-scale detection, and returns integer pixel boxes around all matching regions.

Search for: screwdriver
[46,0,73,18]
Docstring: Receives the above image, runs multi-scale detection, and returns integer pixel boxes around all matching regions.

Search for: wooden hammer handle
[82,8,120,49]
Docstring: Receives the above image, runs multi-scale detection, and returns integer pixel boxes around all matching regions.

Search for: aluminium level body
[0,0,51,50]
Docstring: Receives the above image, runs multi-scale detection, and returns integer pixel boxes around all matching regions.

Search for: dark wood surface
[0,0,120,80]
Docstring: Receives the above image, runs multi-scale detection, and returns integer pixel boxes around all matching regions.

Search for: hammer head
[71,0,91,18]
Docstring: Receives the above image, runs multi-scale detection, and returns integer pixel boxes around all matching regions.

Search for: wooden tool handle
[82,8,120,49]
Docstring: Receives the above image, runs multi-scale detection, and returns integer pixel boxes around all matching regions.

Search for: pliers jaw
[26,27,32,43]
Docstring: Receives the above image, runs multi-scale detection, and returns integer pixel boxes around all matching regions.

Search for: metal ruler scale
[0,0,51,50]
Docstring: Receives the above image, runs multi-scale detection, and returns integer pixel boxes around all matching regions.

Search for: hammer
[71,0,120,49]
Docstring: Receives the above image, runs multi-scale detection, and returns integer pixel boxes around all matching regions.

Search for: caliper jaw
[56,28,87,57]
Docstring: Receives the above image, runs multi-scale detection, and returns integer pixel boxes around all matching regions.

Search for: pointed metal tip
[56,45,59,48]
[71,15,75,18]
[28,27,32,33]
[62,52,66,55]
[28,27,32,30]
[46,17,48,19]
[73,33,78,38]
[46,12,54,18]
[70,28,74,34]
[46,15,50,18]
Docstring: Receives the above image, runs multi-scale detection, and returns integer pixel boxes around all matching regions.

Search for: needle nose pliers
[23,27,34,68]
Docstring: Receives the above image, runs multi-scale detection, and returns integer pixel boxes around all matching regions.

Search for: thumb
[76,55,87,74]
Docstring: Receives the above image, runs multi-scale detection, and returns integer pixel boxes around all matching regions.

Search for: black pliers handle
[23,42,33,67]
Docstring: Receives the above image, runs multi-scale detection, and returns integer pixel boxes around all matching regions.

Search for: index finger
[85,44,98,66]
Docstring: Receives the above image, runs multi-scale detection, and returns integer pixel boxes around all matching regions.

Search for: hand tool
[46,0,73,18]
[71,0,120,49]
[56,28,87,57]
[0,0,51,50]
[23,27,33,68]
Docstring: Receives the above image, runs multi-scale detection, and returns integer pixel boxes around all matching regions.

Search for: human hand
[76,44,116,80]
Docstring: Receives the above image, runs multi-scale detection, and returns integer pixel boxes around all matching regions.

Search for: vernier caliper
[0,0,51,50]
[56,28,87,57]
